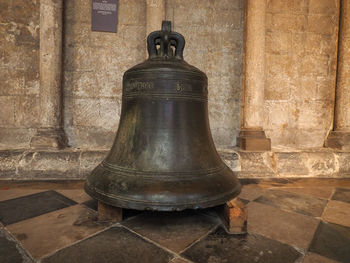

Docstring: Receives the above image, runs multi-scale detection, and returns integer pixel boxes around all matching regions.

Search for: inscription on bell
[125,81,154,92]
[175,82,192,92]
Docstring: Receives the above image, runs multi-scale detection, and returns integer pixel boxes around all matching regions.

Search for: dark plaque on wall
[91,0,118,33]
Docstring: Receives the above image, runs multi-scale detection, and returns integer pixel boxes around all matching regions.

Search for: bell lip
[84,180,241,212]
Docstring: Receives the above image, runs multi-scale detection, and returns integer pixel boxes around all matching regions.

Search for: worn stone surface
[322,200,350,227]
[248,202,320,249]
[63,0,146,149]
[0,150,23,177]
[1,149,350,179]
[7,205,108,259]
[122,210,218,253]
[41,227,173,263]
[55,189,92,204]
[303,252,340,263]
[331,187,350,203]
[0,188,45,202]
[274,187,334,200]
[17,151,81,179]
[0,190,76,226]
[182,227,301,263]
[309,221,350,263]
[0,228,33,263]
[0,0,40,149]
[264,0,340,150]
[255,189,328,217]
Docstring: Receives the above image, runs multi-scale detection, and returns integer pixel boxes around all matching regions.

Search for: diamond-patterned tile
[331,188,350,203]
[274,187,334,200]
[181,227,301,263]
[0,190,77,225]
[0,228,33,263]
[248,202,319,249]
[309,221,350,263]
[0,188,45,202]
[122,210,218,253]
[41,227,173,263]
[254,189,327,217]
[82,198,98,211]
[303,252,340,263]
[169,257,190,263]
[56,189,92,203]
[7,205,108,259]
[322,200,350,227]
[238,185,265,201]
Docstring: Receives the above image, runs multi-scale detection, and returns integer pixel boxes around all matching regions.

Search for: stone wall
[1,0,350,179]
[166,0,244,147]
[0,0,40,148]
[264,0,340,150]
[63,0,146,148]
[63,0,244,149]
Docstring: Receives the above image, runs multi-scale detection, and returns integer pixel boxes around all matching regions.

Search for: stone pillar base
[237,130,271,151]
[325,131,350,150]
[30,128,67,149]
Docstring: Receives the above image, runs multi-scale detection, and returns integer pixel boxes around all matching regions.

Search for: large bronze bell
[85,21,241,211]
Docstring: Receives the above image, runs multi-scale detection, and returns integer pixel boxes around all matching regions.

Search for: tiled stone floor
[0,179,350,263]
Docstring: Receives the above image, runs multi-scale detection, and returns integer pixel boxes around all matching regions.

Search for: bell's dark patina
[85,21,241,211]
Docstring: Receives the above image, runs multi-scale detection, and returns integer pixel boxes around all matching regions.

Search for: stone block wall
[1,0,350,180]
[264,0,340,150]
[62,0,244,149]
[0,0,40,149]
[166,0,244,147]
[63,0,146,148]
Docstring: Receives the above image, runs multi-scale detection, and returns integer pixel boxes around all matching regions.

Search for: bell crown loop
[147,21,185,60]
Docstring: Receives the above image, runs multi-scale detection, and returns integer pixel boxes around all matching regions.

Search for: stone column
[237,0,271,151]
[30,0,66,149]
[146,0,165,38]
[326,0,350,150]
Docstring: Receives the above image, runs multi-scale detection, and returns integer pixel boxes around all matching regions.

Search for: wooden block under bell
[217,198,247,234]
[98,201,123,223]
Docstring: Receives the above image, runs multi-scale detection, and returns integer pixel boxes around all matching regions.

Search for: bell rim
[84,180,241,211]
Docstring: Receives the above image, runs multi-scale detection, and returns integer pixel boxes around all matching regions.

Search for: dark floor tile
[169,257,190,263]
[122,210,219,253]
[82,199,98,211]
[309,221,350,263]
[0,190,76,225]
[248,202,319,249]
[41,226,173,263]
[0,228,33,263]
[56,189,92,203]
[255,189,327,217]
[303,252,340,263]
[332,188,350,203]
[0,189,45,202]
[181,227,301,263]
[7,205,109,259]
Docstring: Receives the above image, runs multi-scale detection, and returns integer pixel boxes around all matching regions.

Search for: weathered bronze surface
[85,21,241,211]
